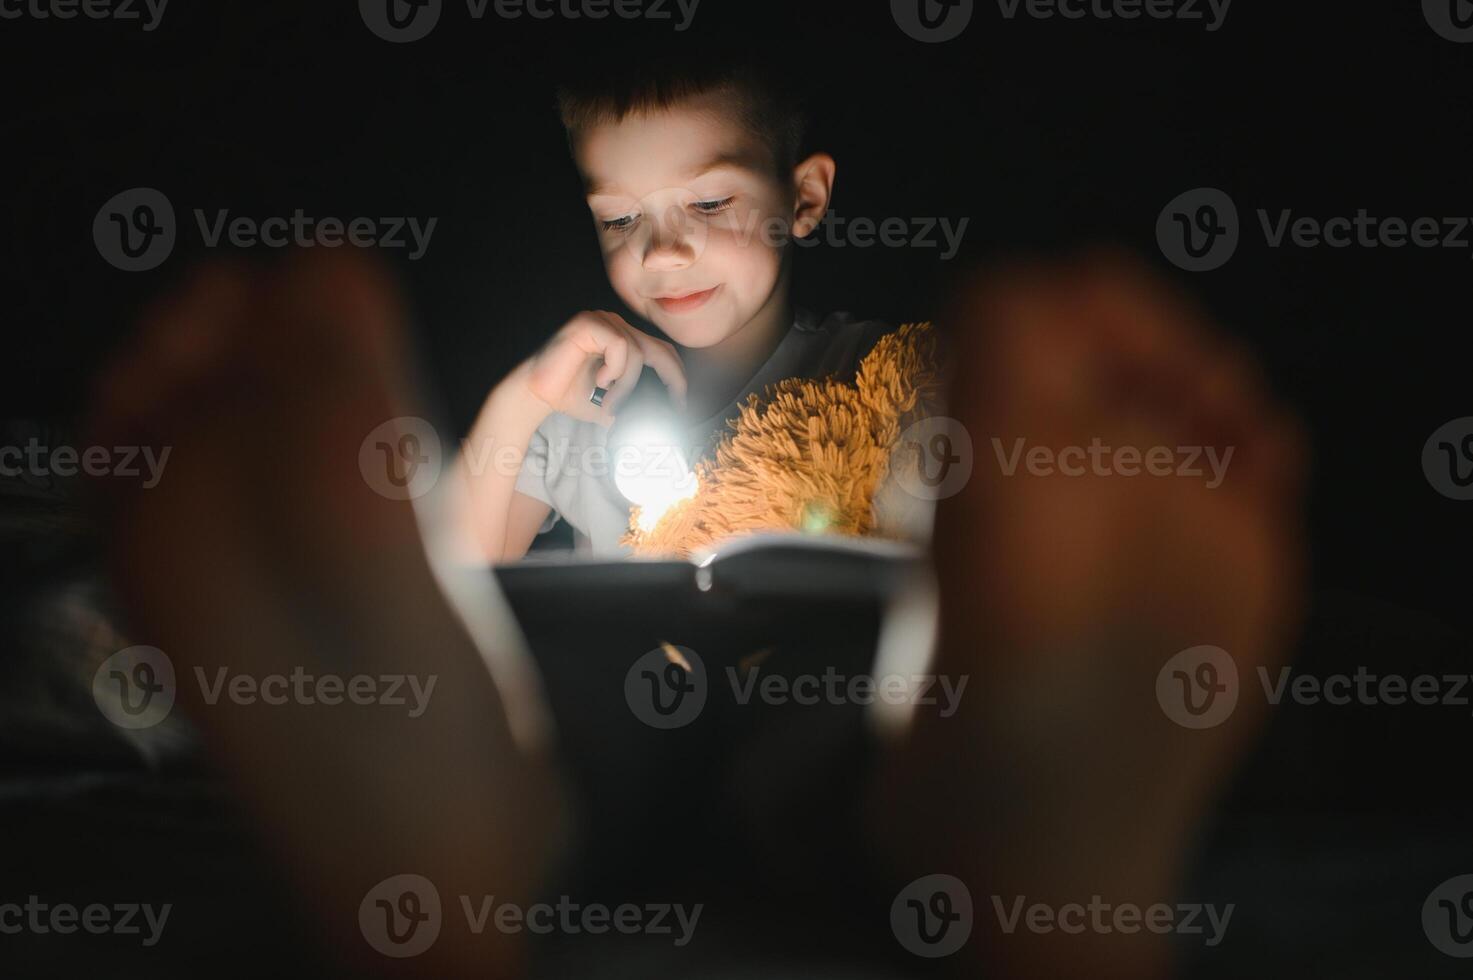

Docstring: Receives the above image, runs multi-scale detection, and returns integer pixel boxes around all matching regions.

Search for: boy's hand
[520,311,687,425]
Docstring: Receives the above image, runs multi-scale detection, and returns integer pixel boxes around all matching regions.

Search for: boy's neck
[679,289,793,422]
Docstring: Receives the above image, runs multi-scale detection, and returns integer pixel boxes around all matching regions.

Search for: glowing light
[630,471,699,531]
[800,500,835,534]
[612,422,698,531]
[605,367,697,532]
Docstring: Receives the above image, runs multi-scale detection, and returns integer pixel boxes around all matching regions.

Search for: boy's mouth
[652,285,721,314]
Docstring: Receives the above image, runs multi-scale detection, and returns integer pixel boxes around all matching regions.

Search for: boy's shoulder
[795,309,897,383]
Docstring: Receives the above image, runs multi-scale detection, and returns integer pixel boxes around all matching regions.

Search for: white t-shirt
[513,310,894,556]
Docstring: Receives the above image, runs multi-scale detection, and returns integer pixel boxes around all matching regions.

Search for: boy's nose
[640,205,699,271]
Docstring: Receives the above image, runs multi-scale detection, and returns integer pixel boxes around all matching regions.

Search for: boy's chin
[653,310,745,350]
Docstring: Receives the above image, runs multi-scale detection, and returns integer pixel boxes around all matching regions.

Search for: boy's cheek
[598,232,633,266]
[610,281,648,318]
[721,204,790,251]
[601,250,642,299]
[709,230,784,288]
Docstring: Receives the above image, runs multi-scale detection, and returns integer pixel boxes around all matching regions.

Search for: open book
[491,530,936,759]
[496,531,925,605]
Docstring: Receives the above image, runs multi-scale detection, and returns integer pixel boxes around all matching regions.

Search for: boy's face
[576,92,794,349]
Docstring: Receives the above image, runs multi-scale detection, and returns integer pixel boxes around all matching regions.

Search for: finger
[594,312,687,411]
[593,330,629,391]
[629,331,687,411]
[600,340,646,418]
[530,313,625,396]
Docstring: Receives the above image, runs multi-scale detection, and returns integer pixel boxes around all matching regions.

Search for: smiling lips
[652,284,720,314]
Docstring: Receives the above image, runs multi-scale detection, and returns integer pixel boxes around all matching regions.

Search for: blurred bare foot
[871,253,1305,979]
[87,251,563,979]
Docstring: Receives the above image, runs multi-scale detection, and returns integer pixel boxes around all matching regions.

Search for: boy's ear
[791,153,836,238]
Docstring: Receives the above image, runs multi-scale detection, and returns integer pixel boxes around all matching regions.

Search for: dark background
[4,2,1470,620]
[2,2,1472,975]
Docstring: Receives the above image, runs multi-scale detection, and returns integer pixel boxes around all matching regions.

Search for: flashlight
[603,367,699,528]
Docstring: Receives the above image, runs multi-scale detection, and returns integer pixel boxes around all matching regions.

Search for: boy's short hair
[555,52,807,176]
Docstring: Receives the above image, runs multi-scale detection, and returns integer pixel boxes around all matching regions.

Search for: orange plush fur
[622,322,945,559]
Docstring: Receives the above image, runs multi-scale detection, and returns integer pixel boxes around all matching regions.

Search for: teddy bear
[621,321,946,559]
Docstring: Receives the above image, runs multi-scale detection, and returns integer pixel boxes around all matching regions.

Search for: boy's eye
[599,197,732,232]
[692,197,735,215]
[601,213,639,232]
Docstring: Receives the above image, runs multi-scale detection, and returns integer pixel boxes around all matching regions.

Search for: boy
[87,246,1304,980]
[451,57,895,560]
